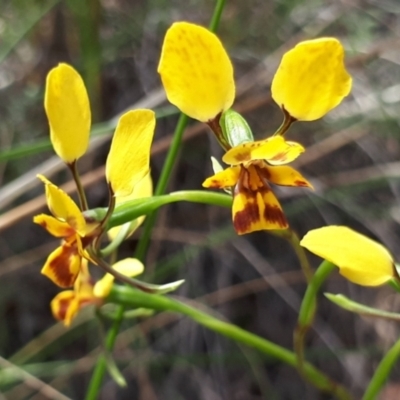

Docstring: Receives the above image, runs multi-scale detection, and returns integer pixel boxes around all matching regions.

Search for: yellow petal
[45,63,91,162]
[271,38,352,121]
[106,110,155,197]
[202,166,240,188]
[107,172,153,240]
[38,175,86,235]
[50,290,78,326]
[158,22,235,122]
[41,243,82,288]
[222,136,304,166]
[33,214,76,238]
[93,258,144,298]
[233,178,288,234]
[266,165,313,188]
[300,226,395,286]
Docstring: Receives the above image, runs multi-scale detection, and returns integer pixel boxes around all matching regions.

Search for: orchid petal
[93,258,144,298]
[106,110,155,198]
[301,226,394,286]
[33,214,76,238]
[50,290,78,326]
[108,172,153,240]
[222,136,304,166]
[233,183,288,234]
[272,38,352,121]
[202,166,240,189]
[41,243,81,288]
[158,22,235,122]
[45,63,91,162]
[266,165,313,188]
[37,175,86,235]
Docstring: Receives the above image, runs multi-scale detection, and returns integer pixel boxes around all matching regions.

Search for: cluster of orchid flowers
[36,21,399,327]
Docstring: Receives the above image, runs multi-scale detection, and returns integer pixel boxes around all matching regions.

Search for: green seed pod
[220,109,254,148]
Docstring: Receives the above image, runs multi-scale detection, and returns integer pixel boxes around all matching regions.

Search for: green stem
[274,108,296,136]
[69,161,88,211]
[108,286,352,400]
[294,261,336,386]
[85,2,228,399]
[208,0,226,32]
[84,307,124,400]
[84,191,232,229]
[363,336,400,400]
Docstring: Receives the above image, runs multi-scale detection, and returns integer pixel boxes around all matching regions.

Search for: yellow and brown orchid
[158,22,352,234]
[203,135,311,234]
[51,258,144,326]
[34,175,100,287]
[37,63,156,287]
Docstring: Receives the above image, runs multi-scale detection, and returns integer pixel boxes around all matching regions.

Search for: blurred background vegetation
[1,0,400,399]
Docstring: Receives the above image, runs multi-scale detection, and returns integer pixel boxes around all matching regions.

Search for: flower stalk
[294,261,336,382]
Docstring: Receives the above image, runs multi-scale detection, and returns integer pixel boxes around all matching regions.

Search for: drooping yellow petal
[41,243,81,288]
[202,166,240,189]
[232,168,288,234]
[266,165,313,188]
[271,38,352,121]
[33,214,76,238]
[51,289,96,326]
[106,110,155,198]
[301,226,395,286]
[50,290,78,326]
[158,22,235,122]
[233,188,288,234]
[108,172,153,240]
[222,136,305,166]
[93,258,144,298]
[37,175,86,235]
[45,63,91,163]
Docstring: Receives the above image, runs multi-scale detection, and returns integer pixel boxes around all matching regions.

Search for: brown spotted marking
[269,152,288,162]
[233,201,260,234]
[231,152,250,163]
[48,244,80,288]
[55,297,73,321]
[264,204,288,228]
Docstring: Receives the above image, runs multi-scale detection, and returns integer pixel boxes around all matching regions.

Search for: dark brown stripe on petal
[233,202,260,234]
[49,245,80,287]
[270,152,288,162]
[264,204,288,228]
[56,298,71,321]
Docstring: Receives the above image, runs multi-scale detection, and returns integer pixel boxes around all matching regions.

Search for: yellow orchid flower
[51,258,144,326]
[45,63,91,163]
[33,175,100,288]
[35,107,155,285]
[301,226,396,286]
[158,22,351,124]
[203,135,312,234]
